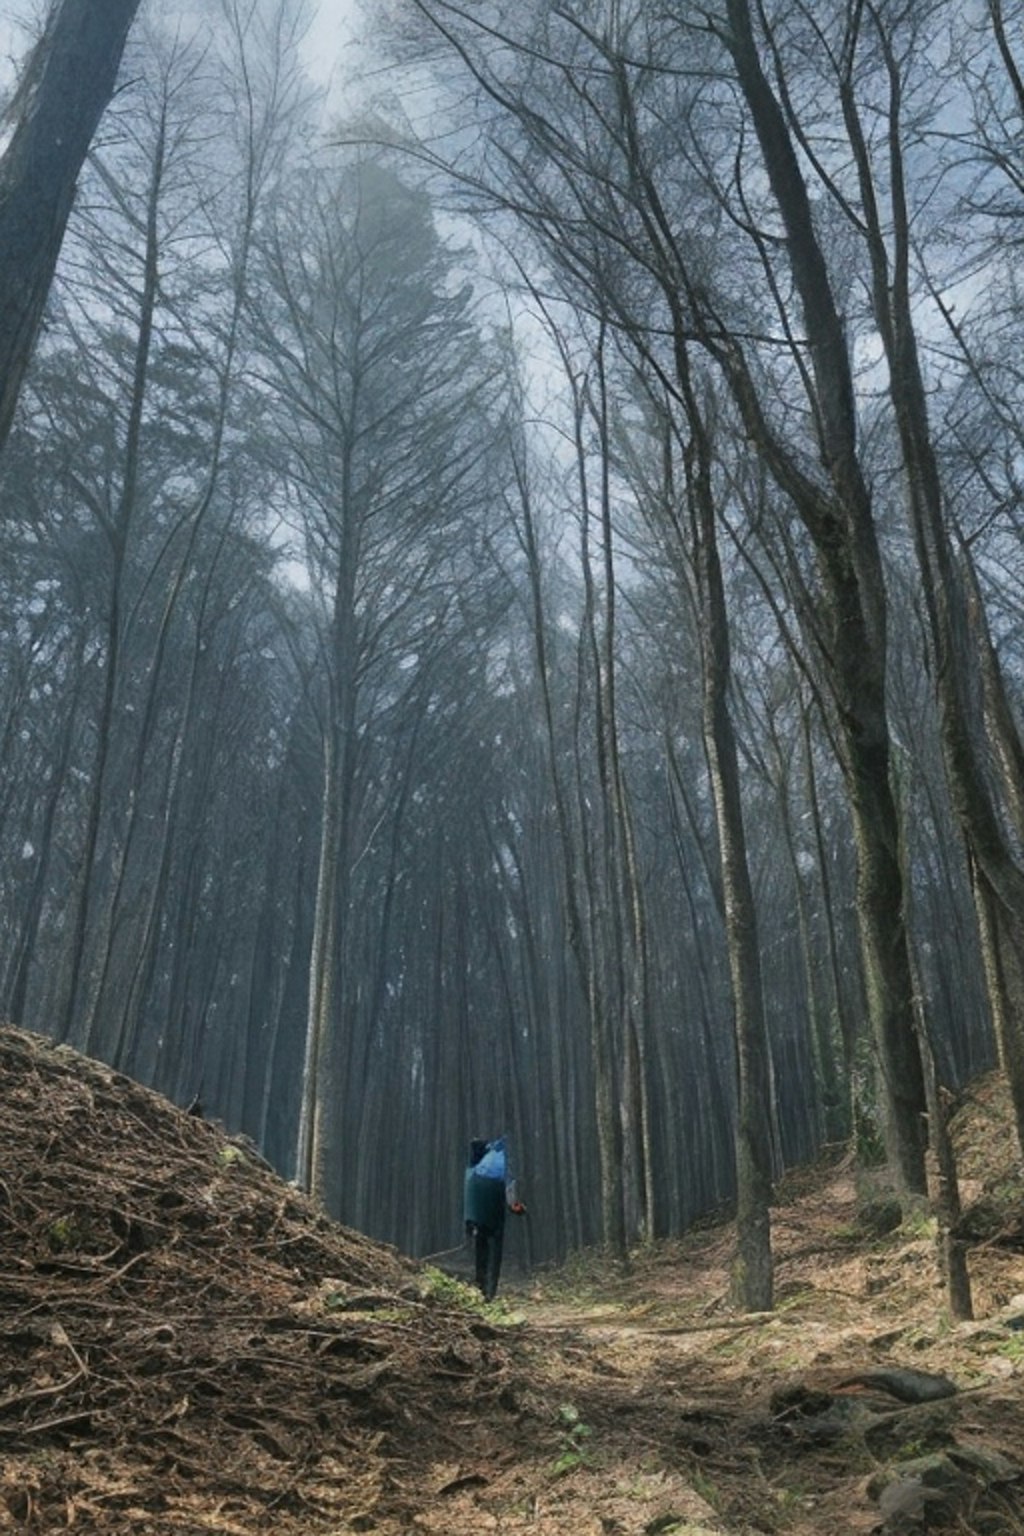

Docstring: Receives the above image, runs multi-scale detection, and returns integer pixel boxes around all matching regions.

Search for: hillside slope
[1,1024,1023,1534]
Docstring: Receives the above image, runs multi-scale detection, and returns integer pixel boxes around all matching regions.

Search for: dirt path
[410,1158,1024,1535]
[2,1028,1021,1536]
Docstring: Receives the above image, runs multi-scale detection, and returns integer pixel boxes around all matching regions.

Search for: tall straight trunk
[514,421,625,1255]
[485,806,580,1256]
[349,692,430,1228]
[897,773,974,1322]
[964,552,1024,845]
[701,588,774,1310]
[0,0,141,450]
[627,327,774,1292]
[677,356,774,1312]
[802,700,857,1138]
[296,722,341,1198]
[663,733,737,1216]
[259,827,313,1166]
[572,386,628,1258]
[297,524,359,1208]
[774,738,842,1145]
[593,325,654,1246]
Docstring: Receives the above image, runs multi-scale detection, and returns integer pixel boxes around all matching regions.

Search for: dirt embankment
[1,1024,1023,1535]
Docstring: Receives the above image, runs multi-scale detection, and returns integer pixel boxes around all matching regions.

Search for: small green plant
[323,1295,416,1324]
[688,1469,722,1510]
[550,1401,593,1477]
[420,1266,488,1309]
[893,1438,929,1462]
[47,1214,79,1251]
[771,1483,808,1511]
[418,1266,522,1323]
[900,1202,937,1240]
[997,1332,1024,1364]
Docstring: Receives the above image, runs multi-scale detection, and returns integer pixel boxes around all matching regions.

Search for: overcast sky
[0,1,364,96]
[298,0,362,86]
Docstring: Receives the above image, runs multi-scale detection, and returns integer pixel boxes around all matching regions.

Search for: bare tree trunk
[773,717,844,1145]
[899,825,974,1320]
[513,402,627,1256]
[801,700,857,1139]
[296,721,341,1198]
[720,0,929,1200]
[677,362,774,1312]
[964,552,1024,845]
[592,327,655,1246]
[622,327,775,1305]
[0,0,141,449]
[839,6,1024,1159]
[2,632,86,1024]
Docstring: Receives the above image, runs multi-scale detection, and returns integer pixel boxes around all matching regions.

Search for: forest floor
[1,1026,1023,1535]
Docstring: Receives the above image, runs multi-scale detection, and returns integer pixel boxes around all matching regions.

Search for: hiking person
[463,1136,525,1300]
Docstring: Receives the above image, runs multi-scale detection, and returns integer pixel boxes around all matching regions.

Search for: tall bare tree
[251,156,504,1209]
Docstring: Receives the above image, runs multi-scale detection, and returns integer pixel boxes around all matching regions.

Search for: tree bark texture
[684,368,775,1313]
[0,0,141,448]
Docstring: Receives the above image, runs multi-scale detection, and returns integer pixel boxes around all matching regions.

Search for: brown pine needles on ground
[2,1023,1023,1535]
[0,1026,531,1533]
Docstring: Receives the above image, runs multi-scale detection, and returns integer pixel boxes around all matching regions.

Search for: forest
[1,0,1023,1311]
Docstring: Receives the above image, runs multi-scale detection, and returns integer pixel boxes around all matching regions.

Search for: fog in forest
[1,0,1023,1311]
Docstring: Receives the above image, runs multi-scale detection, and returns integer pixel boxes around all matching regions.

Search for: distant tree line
[0,0,1022,1310]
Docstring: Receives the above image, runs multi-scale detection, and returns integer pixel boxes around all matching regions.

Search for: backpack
[474,1138,506,1181]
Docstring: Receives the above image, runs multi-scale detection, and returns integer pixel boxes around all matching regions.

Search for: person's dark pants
[474,1222,504,1300]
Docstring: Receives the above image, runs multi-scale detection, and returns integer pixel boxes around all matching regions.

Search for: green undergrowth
[419,1265,524,1324]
